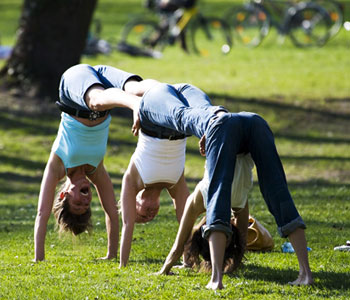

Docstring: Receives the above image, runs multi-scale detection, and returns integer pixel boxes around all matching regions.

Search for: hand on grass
[154,269,175,276]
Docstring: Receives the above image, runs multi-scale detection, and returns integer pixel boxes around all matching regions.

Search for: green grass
[1,0,350,299]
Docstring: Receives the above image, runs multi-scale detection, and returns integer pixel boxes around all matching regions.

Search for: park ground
[0,0,350,299]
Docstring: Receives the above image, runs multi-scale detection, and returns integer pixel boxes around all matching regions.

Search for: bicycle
[225,0,333,48]
[311,0,344,38]
[117,0,232,58]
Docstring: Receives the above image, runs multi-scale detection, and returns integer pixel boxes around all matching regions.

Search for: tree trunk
[0,0,97,100]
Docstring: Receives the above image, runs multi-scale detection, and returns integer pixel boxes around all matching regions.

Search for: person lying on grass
[34,64,144,261]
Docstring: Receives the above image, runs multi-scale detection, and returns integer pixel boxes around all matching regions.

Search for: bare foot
[206,280,224,290]
[288,274,314,286]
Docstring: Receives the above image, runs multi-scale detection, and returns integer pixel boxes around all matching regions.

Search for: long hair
[52,182,92,235]
[184,216,245,273]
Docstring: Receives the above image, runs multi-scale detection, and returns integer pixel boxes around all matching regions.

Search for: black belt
[55,101,109,121]
[141,127,189,140]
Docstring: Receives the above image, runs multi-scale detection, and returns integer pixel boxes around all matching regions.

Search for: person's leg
[202,114,244,238]
[173,83,213,108]
[288,228,314,285]
[140,83,217,138]
[242,112,312,284]
[59,64,103,110]
[242,112,305,234]
[207,231,226,290]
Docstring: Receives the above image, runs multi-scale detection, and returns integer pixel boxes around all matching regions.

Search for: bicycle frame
[118,2,232,57]
[172,6,199,36]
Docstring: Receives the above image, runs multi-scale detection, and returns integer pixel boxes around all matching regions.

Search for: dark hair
[184,216,244,273]
[52,183,92,235]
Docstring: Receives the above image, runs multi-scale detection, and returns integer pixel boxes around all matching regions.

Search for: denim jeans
[140,83,218,139]
[59,64,142,111]
[140,83,306,238]
[140,83,226,139]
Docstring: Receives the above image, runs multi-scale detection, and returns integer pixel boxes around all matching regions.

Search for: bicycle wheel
[288,3,332,47]
[190,16,232,57]
[228,4,270,48]
[313,0,344,38]
[118,19,164,57]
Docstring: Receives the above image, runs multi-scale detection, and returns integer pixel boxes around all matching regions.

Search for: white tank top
[132,131,187,185]
[198,153,254,209]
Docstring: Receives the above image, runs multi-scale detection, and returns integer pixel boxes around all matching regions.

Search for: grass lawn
[0,0,350,299]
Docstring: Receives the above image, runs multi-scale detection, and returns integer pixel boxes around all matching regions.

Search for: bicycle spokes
[289,6,331,47]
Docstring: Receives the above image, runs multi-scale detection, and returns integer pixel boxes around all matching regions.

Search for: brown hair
[52,182,92,235]
[184,216,245,273]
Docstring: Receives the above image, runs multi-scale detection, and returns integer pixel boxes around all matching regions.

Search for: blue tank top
[52,113,111,171]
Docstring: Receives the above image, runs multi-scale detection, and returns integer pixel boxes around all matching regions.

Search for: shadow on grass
[0,155,46,170]
[209,93,350,120]
[287,179,350,189]
[209,93,350,144]
[236,263,350,291]
[0,111,58,136]
[280,155,350,162]
[0,171,42,183]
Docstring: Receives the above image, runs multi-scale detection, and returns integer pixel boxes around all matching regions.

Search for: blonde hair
[52,182,92,235]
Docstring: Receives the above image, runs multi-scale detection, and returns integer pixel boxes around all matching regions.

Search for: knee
[250,114,270,132]
[61,64,91,81]
[59,64,92,97]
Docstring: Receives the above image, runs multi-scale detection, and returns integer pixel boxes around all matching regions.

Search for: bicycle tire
[190,16,232,56]
[313,0,344,38]
[119,19,163,52]
[288,3,332,47]
[228,4,270,48]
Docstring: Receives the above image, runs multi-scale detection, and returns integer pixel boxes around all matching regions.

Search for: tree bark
[0,0,97,100]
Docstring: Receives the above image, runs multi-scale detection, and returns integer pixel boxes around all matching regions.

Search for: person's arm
[34,153,63,261]
[167,173,191,266]
[89,162,119,260]
[85,84,142,112]
[119,162,143,267]
[158,186,205,274]
[85,77,161,112]
[125,79,162,136]
[124,79,160,96]
[167,172,189,222]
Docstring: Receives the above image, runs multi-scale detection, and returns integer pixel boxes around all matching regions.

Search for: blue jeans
[140,83,306,238]
[140,83,226,139]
